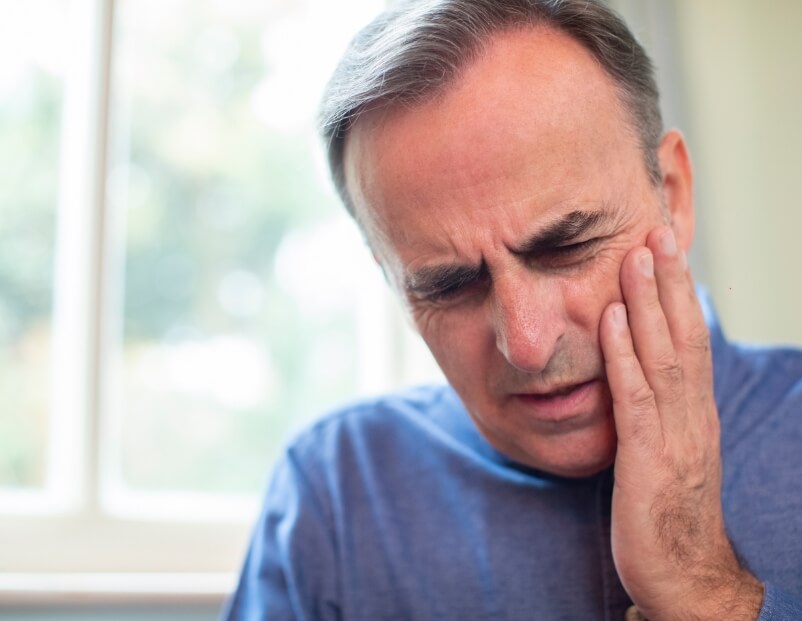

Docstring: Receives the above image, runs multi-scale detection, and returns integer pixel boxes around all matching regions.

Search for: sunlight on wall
[674,1,802,345]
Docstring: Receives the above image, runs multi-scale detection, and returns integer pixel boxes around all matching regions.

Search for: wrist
[696,571,763,621]
[641,567,763,621]
[673,570,763,621]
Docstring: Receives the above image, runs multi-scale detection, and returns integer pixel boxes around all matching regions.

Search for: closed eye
[414,272,490,305]
[553,238,599,255]
[534,237,603,268]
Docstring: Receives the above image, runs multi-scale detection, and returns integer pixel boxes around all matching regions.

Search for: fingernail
[639,250,653,278]
[612,304,627,331]
[660,229,677,257]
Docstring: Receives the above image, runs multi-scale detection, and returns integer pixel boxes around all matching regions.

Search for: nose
[492,274,566,374]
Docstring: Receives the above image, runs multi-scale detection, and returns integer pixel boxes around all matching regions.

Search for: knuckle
[642,292,663,315]
[622,383,656,414]
[652,353,684,386]
[683,325,712,355]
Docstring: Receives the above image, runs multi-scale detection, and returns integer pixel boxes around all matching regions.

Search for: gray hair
[319,0,664,218]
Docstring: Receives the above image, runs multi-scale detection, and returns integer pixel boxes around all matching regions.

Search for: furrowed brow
[405,262,485,297]
[511,210,609,255]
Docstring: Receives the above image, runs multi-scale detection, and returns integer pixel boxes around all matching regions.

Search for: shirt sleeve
[756,582,802,621]
[221,450,340,621]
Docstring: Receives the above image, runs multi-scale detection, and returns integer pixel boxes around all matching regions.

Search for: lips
[512,379,601,424]
[516,379,594,399]
[538,382,592,398]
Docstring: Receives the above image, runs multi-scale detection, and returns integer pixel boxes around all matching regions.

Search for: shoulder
[292,383,454,446]
[717,338,802,475]
[702,287,802,439]
[718,341,802,422]
[261,384,476,539]
[717,341,802,587]
[283,384,458,481]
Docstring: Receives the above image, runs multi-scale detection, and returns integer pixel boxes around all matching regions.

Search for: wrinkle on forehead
[349,30,630,164]
[342,26,651,281]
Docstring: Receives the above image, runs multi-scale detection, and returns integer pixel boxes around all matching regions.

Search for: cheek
[415,308,491,382]
[561,254,625,331]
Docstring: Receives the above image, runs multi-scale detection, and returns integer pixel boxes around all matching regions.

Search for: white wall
[674,0,802,346]
[616,0,802,346]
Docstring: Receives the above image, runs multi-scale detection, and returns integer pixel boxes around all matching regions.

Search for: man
[225,1,802,619]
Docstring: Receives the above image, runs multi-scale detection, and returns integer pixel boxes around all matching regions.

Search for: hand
[599,226,763,620]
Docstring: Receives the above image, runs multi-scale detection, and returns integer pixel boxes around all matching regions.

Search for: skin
[343,26,763,619]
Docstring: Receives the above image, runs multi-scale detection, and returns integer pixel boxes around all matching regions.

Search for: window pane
[105,0,384,499]
[0,2,69,489]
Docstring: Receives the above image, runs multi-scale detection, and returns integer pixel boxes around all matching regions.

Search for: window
[0,0,71,512]
[102,0,391,520]
[0,0,441,592]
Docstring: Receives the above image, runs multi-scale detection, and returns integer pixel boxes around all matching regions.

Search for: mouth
[512,379,601,424]
[538,382,592,398]
[516,378,595,399]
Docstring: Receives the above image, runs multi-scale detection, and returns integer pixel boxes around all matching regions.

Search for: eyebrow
[405,262,486,297]
[403,208,611,297]
[510,209,609,256]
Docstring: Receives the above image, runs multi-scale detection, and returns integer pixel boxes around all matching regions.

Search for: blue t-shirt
[224,296,802,620]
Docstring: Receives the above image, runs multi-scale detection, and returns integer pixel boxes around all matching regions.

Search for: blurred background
[0,0,800,619]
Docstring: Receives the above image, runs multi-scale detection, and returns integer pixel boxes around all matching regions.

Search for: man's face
[344,28,686,477]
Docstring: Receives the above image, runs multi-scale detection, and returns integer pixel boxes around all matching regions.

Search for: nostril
[494,304,566,374]
[491,274,566,373]
[496,323,549,373]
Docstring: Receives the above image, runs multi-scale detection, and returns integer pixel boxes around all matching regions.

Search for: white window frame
[0,0,438,603]
[0,0,244,597]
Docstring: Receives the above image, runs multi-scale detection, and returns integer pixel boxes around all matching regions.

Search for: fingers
[605,225,729,619]
[605,225,715,440]
[620,245,686,427]
[600,302,661,449]
[647,228,714,406]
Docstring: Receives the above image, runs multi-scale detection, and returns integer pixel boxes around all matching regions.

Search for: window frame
[0,0,254,590]
[0,0,438,598]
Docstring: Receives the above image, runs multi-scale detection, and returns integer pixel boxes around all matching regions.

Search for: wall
[616,0,802,346]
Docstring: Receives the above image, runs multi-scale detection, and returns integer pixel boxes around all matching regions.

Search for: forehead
[343,26,645,255]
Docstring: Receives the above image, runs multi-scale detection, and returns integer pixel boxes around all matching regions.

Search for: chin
[502,420,618,478]
[547,450,616,478]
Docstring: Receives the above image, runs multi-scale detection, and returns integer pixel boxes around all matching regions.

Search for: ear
[657,130,695,252]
